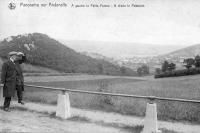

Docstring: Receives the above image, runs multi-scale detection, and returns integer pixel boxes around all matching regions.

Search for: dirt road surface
[0,101,200,133]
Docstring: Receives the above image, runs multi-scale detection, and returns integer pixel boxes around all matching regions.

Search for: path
[1,101,200,133]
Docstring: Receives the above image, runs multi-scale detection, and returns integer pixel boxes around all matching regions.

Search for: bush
[154,68,200,78]
[96,81,114,107]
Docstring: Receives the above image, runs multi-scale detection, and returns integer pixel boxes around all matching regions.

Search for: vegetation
[155,55,200,78]
[161,61,176,72]
[137,64,149,76]
[183,58,195,70]
[195,55,200,67]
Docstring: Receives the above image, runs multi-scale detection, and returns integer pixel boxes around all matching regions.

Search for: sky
[0,0,200,46]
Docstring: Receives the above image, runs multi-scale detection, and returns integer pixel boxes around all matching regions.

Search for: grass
[66,115,144,133]
[67,116,177,133]
[1,128,12,133]
[68,115,90,122]
[23,75,200,123]
[161,128,178,133]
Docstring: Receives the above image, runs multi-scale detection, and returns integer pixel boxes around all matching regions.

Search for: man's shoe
[18,101,25,105]
[3,108,11,112]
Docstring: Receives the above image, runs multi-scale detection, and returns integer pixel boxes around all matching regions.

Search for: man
[15,52,25,105]
[1,51,18,112]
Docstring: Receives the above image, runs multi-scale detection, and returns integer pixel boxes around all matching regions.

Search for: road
[1,101,200,133]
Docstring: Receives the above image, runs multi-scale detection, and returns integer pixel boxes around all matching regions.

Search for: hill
[0,33,136,76]
[81,52,119,65]
[161,44,200,58]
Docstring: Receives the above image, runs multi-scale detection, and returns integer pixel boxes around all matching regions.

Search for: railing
[1,84,200,103]
[24,84,200,103]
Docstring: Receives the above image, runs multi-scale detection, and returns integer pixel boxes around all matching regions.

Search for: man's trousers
[3,97,11,109]
[16,85,23,102]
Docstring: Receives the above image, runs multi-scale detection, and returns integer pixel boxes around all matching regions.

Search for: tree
[155,68,162,74]
[120,66,126,75]
[137,67,143,76]
[162,60,169,72]
[183,58,195,69]
[141,64,149,74]
[97,63,104,74]
[195,55,200,68]
[168,63,176,71]
[137,64,149,76]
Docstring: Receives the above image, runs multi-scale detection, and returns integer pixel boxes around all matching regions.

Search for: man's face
[16,55,22,61]
[11,55,19,61]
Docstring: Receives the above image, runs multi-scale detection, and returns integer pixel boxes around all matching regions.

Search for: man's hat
[17,52,25,56]
[8,51,18,56]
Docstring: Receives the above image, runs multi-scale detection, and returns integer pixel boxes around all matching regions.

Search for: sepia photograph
[0,0,200,132]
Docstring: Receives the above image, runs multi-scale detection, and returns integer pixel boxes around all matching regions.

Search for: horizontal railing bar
[1,84,200,103]
[24,84,150,98]
[24,84,200,103]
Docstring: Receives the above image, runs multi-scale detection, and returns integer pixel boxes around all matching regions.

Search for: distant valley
[60,40,188,58]
[79,43,200,72]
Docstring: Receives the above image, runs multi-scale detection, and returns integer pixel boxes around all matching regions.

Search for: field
[23,75,200,123]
